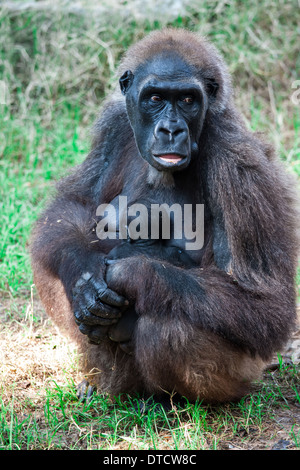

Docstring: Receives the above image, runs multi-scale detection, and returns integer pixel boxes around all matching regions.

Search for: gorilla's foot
[76,379,96,403]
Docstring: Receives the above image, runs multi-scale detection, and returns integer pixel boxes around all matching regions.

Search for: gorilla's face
[120,53,209,172]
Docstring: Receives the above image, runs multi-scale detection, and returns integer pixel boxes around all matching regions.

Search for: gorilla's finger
[88,300,122,319]
[73,286,121,320]
[95,284,129,308]
[78,323,92,335]
[72,271,93,296]
[75,304,119,326]
[87,325,109,343]
[108,308,138,342]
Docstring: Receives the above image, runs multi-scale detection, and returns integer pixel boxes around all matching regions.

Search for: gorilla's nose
[154,119,188,143]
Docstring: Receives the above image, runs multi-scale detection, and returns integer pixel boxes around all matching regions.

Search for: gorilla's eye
[151,95,163,102]
[181,96,194,104]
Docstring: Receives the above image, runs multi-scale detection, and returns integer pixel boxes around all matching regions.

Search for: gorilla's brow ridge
[137,75,205,95]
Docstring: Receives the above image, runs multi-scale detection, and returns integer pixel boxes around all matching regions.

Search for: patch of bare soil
[0,297,81,410]
[0,296,299,450]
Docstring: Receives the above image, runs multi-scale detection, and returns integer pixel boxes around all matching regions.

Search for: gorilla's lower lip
[154,154,185,164]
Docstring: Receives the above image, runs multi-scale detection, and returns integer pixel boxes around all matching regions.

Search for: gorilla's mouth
[154,153,186,165]
[158,154,183,163]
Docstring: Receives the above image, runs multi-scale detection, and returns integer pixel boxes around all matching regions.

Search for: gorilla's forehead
[137,75,204,97]
[134,51,197,84]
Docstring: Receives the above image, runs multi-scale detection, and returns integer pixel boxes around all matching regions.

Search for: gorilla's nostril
[154,120,188,141]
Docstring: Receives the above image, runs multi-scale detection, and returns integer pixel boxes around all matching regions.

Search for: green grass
[1,358,299,450]
[0,0,299,451]
[0,105,88,295]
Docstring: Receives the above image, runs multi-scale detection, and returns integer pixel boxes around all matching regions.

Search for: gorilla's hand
[108,307,139,355]
[105,256,149,301]
[72,271,129,344]
[104,256,146,354]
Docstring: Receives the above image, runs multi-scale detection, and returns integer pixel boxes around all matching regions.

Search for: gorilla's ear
[206,78,219,98]
[119,70,134,95]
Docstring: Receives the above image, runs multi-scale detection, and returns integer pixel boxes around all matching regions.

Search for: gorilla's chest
[96,182,205,260]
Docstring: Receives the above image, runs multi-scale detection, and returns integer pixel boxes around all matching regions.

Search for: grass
[1,325,299,451]
[0,0,299,451]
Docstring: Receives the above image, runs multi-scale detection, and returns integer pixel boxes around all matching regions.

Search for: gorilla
[30,28,298,404]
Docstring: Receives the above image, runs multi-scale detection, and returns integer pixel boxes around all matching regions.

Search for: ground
[1,294,299,450]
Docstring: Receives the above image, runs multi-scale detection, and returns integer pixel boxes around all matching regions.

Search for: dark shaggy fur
[30,29,299,403]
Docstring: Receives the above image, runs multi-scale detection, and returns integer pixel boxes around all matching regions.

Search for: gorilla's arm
[31,196,129,338]
[106,254,295,362]
[30,100,134,338]
[105,128,298,362]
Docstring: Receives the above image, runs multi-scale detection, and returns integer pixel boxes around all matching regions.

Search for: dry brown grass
[0,296,79,407]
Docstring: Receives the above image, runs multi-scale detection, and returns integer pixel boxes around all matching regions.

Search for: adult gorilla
[31,29,298,404]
